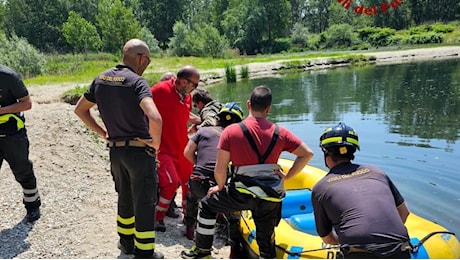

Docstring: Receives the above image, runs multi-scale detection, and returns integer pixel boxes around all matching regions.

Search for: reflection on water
[208,58,460,236]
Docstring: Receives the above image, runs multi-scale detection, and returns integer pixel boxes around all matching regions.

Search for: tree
[169,21,193,56]
[62,11,101,54]
[140,27,161,54]
[96,0,142,53]
[5,0,70,52]
[0,3,6,33]
[137,0,183,49]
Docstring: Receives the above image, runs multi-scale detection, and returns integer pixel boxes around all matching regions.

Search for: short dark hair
[250,86,272,112]
[192,88,213,104]
[325,146,355,161]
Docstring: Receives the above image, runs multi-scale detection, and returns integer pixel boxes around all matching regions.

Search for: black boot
[24,197,41,223]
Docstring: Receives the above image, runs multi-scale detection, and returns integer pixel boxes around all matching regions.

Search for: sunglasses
[184,78,199,88]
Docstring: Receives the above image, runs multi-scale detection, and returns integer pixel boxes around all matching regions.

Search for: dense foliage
[0,0,459,77]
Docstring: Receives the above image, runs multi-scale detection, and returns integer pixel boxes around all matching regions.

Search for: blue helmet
[320,122,360,155]
[217,102,244,127]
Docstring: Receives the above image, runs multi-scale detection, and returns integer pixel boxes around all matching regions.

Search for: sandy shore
[0,46,459,259]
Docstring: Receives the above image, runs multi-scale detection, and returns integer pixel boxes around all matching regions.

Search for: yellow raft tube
[239,158,460,259]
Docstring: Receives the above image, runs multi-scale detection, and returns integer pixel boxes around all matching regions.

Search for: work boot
[134,251,165,259]
[166,204,179,218]
[155,220,166,232]
[25,207,40,222]
[117,239,134,254]
[181,245,212,259]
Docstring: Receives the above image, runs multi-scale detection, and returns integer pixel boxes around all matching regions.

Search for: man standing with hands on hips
[75,39,164,259]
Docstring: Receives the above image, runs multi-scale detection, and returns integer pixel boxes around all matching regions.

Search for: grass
[23,50,366,87]
[23,43,457,87]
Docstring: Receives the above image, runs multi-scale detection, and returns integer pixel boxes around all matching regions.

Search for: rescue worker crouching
[183,102,244,241]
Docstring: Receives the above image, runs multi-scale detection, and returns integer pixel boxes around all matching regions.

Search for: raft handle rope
[239,212,339,257]
[240,212,457,257]
[411,231,456,253]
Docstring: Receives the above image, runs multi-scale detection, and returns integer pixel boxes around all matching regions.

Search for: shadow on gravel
[0,221,34,258]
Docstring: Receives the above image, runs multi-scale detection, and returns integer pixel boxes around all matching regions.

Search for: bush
[358,27,396,47]
[225,64,236,83]
[240,65,249,79]
[307,34,323,50]
[0,34,46,78]
[324,24,359,48]
[399,32,444,44]
[270,38,291,53]
[61,85,87,105]
[431,23,455,33]
[291,22,309,47]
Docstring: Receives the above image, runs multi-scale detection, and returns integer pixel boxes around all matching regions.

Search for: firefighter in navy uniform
[0,64,41,223]
[75,39,164,259]
[312,122,411,259]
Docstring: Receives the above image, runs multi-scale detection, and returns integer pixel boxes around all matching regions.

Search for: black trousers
[184,176,212,227]
[196,185,281,258]
[0,129,40,209]
[110,146,158,257]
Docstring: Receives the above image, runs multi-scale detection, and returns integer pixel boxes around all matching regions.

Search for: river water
[206,58,460,237]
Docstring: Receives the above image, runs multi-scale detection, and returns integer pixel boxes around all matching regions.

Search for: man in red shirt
[182,86,314,259]
[151,66,201,232]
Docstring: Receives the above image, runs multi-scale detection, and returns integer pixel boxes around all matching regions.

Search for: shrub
[240,65,249,79]
[0,34,46,78]
[291,22,309,47]
[225,64,236,83]
[270,38,291,53]
[358,27,396,47]
[61,85,87,105]
[324,24,359,48]
[431,23,455,33]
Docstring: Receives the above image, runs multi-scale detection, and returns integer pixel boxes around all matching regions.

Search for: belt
[346,241,412,254]
[107,140,147,148]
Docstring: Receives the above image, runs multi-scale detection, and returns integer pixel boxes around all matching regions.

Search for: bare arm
[208,149,230,195]
[321,231,340,245]
[74,96,107,139]
[139,97,162,151]
[0,95,32,114]
[283,142,314,180]
[397,202,410,224]
[184,139,198,164]
[189,111,201,125]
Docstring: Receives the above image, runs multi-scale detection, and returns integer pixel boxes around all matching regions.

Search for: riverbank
[0,46,459,259]
[199,46,460,85]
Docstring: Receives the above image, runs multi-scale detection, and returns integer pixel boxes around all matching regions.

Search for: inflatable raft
[238,158,460,259]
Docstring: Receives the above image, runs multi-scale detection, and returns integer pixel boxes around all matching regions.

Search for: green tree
[137,0,183,49]
[262,0,291,44]
[5,0,70,52]
[62,11,101,54]
[0,3,6,33]
[66,0,99,25]
[140,27,161,54]
[96,0,141,53]
[169,21,193,56]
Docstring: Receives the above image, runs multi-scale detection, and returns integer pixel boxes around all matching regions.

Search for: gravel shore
[0,46,459,259]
